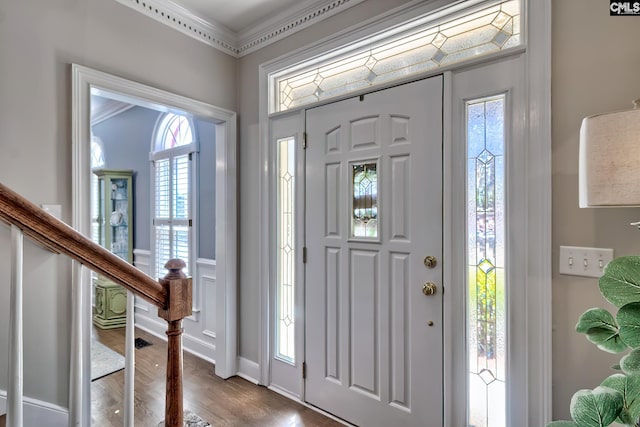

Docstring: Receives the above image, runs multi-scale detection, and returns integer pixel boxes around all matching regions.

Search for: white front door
[304,76,444,426]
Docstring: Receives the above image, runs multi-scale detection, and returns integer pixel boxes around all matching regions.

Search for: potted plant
[549,256,640,427]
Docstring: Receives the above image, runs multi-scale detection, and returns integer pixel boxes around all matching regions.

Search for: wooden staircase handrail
[0,182,167,308]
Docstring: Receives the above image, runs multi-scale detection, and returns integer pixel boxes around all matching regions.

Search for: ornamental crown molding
[114,0,365,57]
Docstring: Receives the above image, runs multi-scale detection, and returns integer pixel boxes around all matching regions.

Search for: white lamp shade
[579,106,640,207]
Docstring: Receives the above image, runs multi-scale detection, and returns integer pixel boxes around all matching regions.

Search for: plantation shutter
[153,153,192,279]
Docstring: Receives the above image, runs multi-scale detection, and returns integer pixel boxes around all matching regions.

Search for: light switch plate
[559,246,614,278]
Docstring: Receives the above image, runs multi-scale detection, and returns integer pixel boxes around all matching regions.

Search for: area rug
[91,338,125,381]
[157,410,211,426]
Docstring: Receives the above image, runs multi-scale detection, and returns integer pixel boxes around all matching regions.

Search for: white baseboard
[236,357,260,384]
[0,391,68,426]
[183,334,216,365]
[134,316,216,365]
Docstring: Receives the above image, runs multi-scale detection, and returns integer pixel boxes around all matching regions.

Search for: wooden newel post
[157,259,192,427]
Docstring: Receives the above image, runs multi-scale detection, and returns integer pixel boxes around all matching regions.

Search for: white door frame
[258,0,551,424]
[70,64,238,425]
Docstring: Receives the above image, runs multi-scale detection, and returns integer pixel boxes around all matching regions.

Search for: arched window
[151,113,197,279]
[155,113,194,151]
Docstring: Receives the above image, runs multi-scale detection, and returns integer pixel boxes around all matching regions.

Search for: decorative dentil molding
[114,0,364,57]
[236,0,366,56]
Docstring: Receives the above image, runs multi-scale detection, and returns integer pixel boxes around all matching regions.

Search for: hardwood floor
[0,413,5,427]
[92,327,343,426]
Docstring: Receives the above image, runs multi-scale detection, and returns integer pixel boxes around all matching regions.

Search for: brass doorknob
[422,282,437,296]
[423,256,437,268]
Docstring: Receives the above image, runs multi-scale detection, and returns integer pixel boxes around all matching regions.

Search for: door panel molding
[304,77,443,427]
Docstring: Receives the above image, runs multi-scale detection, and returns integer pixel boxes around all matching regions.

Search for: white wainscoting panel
[133,251,217,364]
[198,258,217,340]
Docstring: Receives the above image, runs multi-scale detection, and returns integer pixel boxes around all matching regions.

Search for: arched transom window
[156,113,194,151]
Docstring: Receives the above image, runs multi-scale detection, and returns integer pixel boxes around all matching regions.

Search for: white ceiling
[173,0,307,33]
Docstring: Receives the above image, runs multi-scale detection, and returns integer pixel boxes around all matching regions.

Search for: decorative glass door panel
[466,95,506,427]
[276,136,296,363]
[351,161,378,239]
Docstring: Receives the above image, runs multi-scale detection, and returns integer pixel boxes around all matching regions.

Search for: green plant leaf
[585,327,628,354]
[618,302,640,349]
[577,308,619,333]
[601,373,640,424]
[599,257,640,308]
[546,422,578,427]
[622,349,640,375]
[570,386,623,427]
[576,308,627,353]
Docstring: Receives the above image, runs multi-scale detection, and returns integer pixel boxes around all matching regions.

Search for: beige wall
[552,0,640,419]
[0,0,235,407]
[236,0,413,363]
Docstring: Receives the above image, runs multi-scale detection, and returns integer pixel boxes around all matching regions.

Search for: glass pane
[91,174,100,244]
[162,114,193,150]
[173,154,190,219]
[273,0,521,113]
[467,95,506,427]
[352,162,378,238]
[276,137,295,362]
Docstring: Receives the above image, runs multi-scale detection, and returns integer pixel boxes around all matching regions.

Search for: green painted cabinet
[93,169,133,329]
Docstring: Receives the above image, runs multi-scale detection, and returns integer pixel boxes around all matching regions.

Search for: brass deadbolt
[423,256,437,269]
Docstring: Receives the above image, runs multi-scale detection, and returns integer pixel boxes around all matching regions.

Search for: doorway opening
[71,64,237,424]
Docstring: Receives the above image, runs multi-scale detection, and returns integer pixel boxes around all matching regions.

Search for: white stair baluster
[70,263,92,427]
[8,225,24,427]
[124,290,135,426]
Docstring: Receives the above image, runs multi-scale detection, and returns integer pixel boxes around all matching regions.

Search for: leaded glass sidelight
[272,0,521,113]
[467,95,506,427]
[351,162,378,238]
[276,137,296,362]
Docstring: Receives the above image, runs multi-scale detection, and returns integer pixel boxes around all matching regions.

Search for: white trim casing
[71,64,238,424]
[213,116,238,379]
[523,0,552,423]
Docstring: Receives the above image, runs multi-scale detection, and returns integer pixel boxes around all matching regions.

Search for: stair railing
[0,182,191,427]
